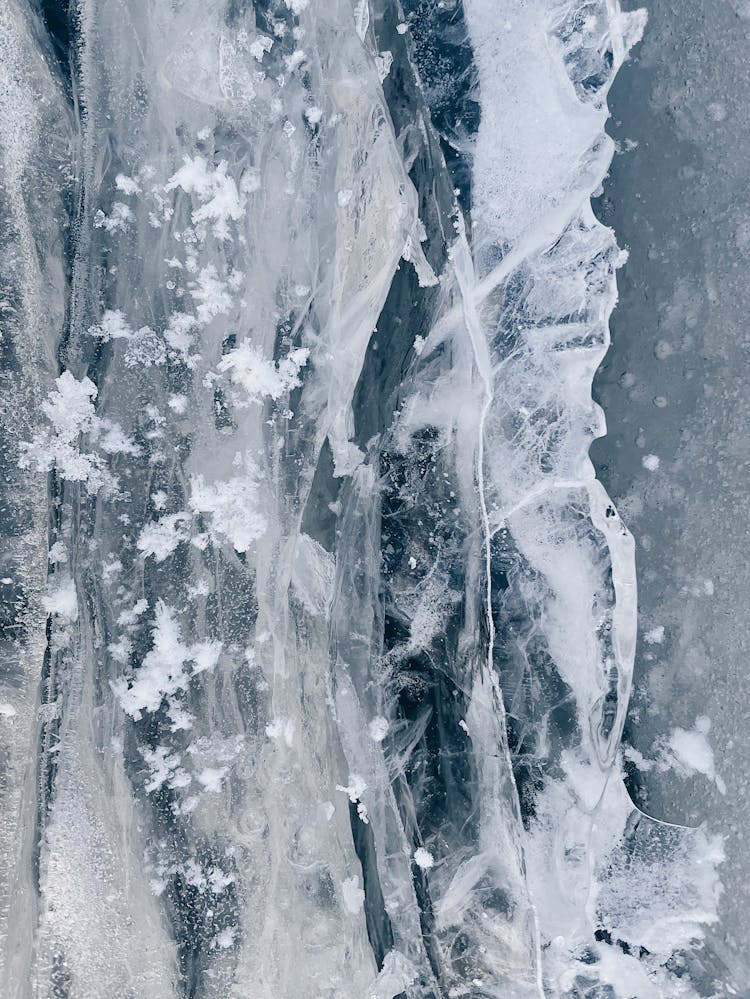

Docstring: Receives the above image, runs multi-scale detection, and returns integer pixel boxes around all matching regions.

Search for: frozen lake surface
[0,0,743,996]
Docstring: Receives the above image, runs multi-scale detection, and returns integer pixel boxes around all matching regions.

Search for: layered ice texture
[0,0,726,997]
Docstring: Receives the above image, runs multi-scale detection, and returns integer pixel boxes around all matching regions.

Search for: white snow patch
[250,36,274,61]
[666,718,726,793]
[164,312,198,357]
[197,767,228,793]
[341,876,365,914]
[94,202,132,233]
[189,462,266,553]
[48,541,67,564]
[643,625,665,645]
[413,847,434,870]
[114,174,141,196]
[137,513,191,562]
[43,578,78,620]
[216,341,309,404]
[88,310,133,341]
[20,372,131,493]
[113,602,222,719]
[336,774,369,823]
[265,717,295,747]
[214,926,236,949]
[368,716,389,742]
[190,265,234,324]
[166,156,246,240]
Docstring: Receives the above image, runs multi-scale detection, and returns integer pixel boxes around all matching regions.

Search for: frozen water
[0,0,737,996]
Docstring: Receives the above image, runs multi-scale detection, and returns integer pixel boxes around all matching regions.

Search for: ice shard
[0,0,738,997]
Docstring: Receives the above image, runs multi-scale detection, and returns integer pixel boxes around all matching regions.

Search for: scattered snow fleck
[0,703,17,718]
[114,174,141,196]
[189,463,266,553]
[337,188,353,207]
[97,419,140,455]
[304,106,323,125]
[89,309,133,341]
[165,312,198,357]
[167,157,246,240]
[216,341,309,404]
[137,513,191,562]
[250,36,274,61]
[368,716,389,742]
[666,718,725,793]
[341,876,365,914]
[117,598,148,627]
[141,745,189,794]
[43,578,78,620]
[190,265,233,324]
[108,637,132,665]
[113,602,222,719]
[168,394,188,414]
[94,202,133,233]
[396,21,408,33]
[20,372,127,493]
[265,717,295,747]
[642,453,660,471]
[284,49,306,73]
[413,847,434,870]
[48,541,67,564]
[643,625,665,645]
[336,774,369,822]
[214,926,236,949]
[375,51,393,81]
[123,327,166,369]
[197,767,228,793]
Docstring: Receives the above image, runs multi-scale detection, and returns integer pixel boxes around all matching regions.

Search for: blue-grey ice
[0,1,736,997]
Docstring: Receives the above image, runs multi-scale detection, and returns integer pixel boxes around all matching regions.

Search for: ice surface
[0,0,730,996]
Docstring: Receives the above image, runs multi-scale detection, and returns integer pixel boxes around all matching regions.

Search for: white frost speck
[48,541,67,564]
[197,767,228,793]
[642,453,660,471]
[114,173,141,196]
[216,341,309,405]
[137,513,191,562]
[368,716,389,742]
[168,394,188,414]
[341,876,365,914]
[250,36,274,61]
[265,717,295,747]
[113,602,222,719]
[413,847,434,870]
[190,266,233,324]
[189,464,266,553]
[666,718,726,794]
[214,926,236,949]
[375,51,393,82]
[43,578,78,620]
[643,625,665,645]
